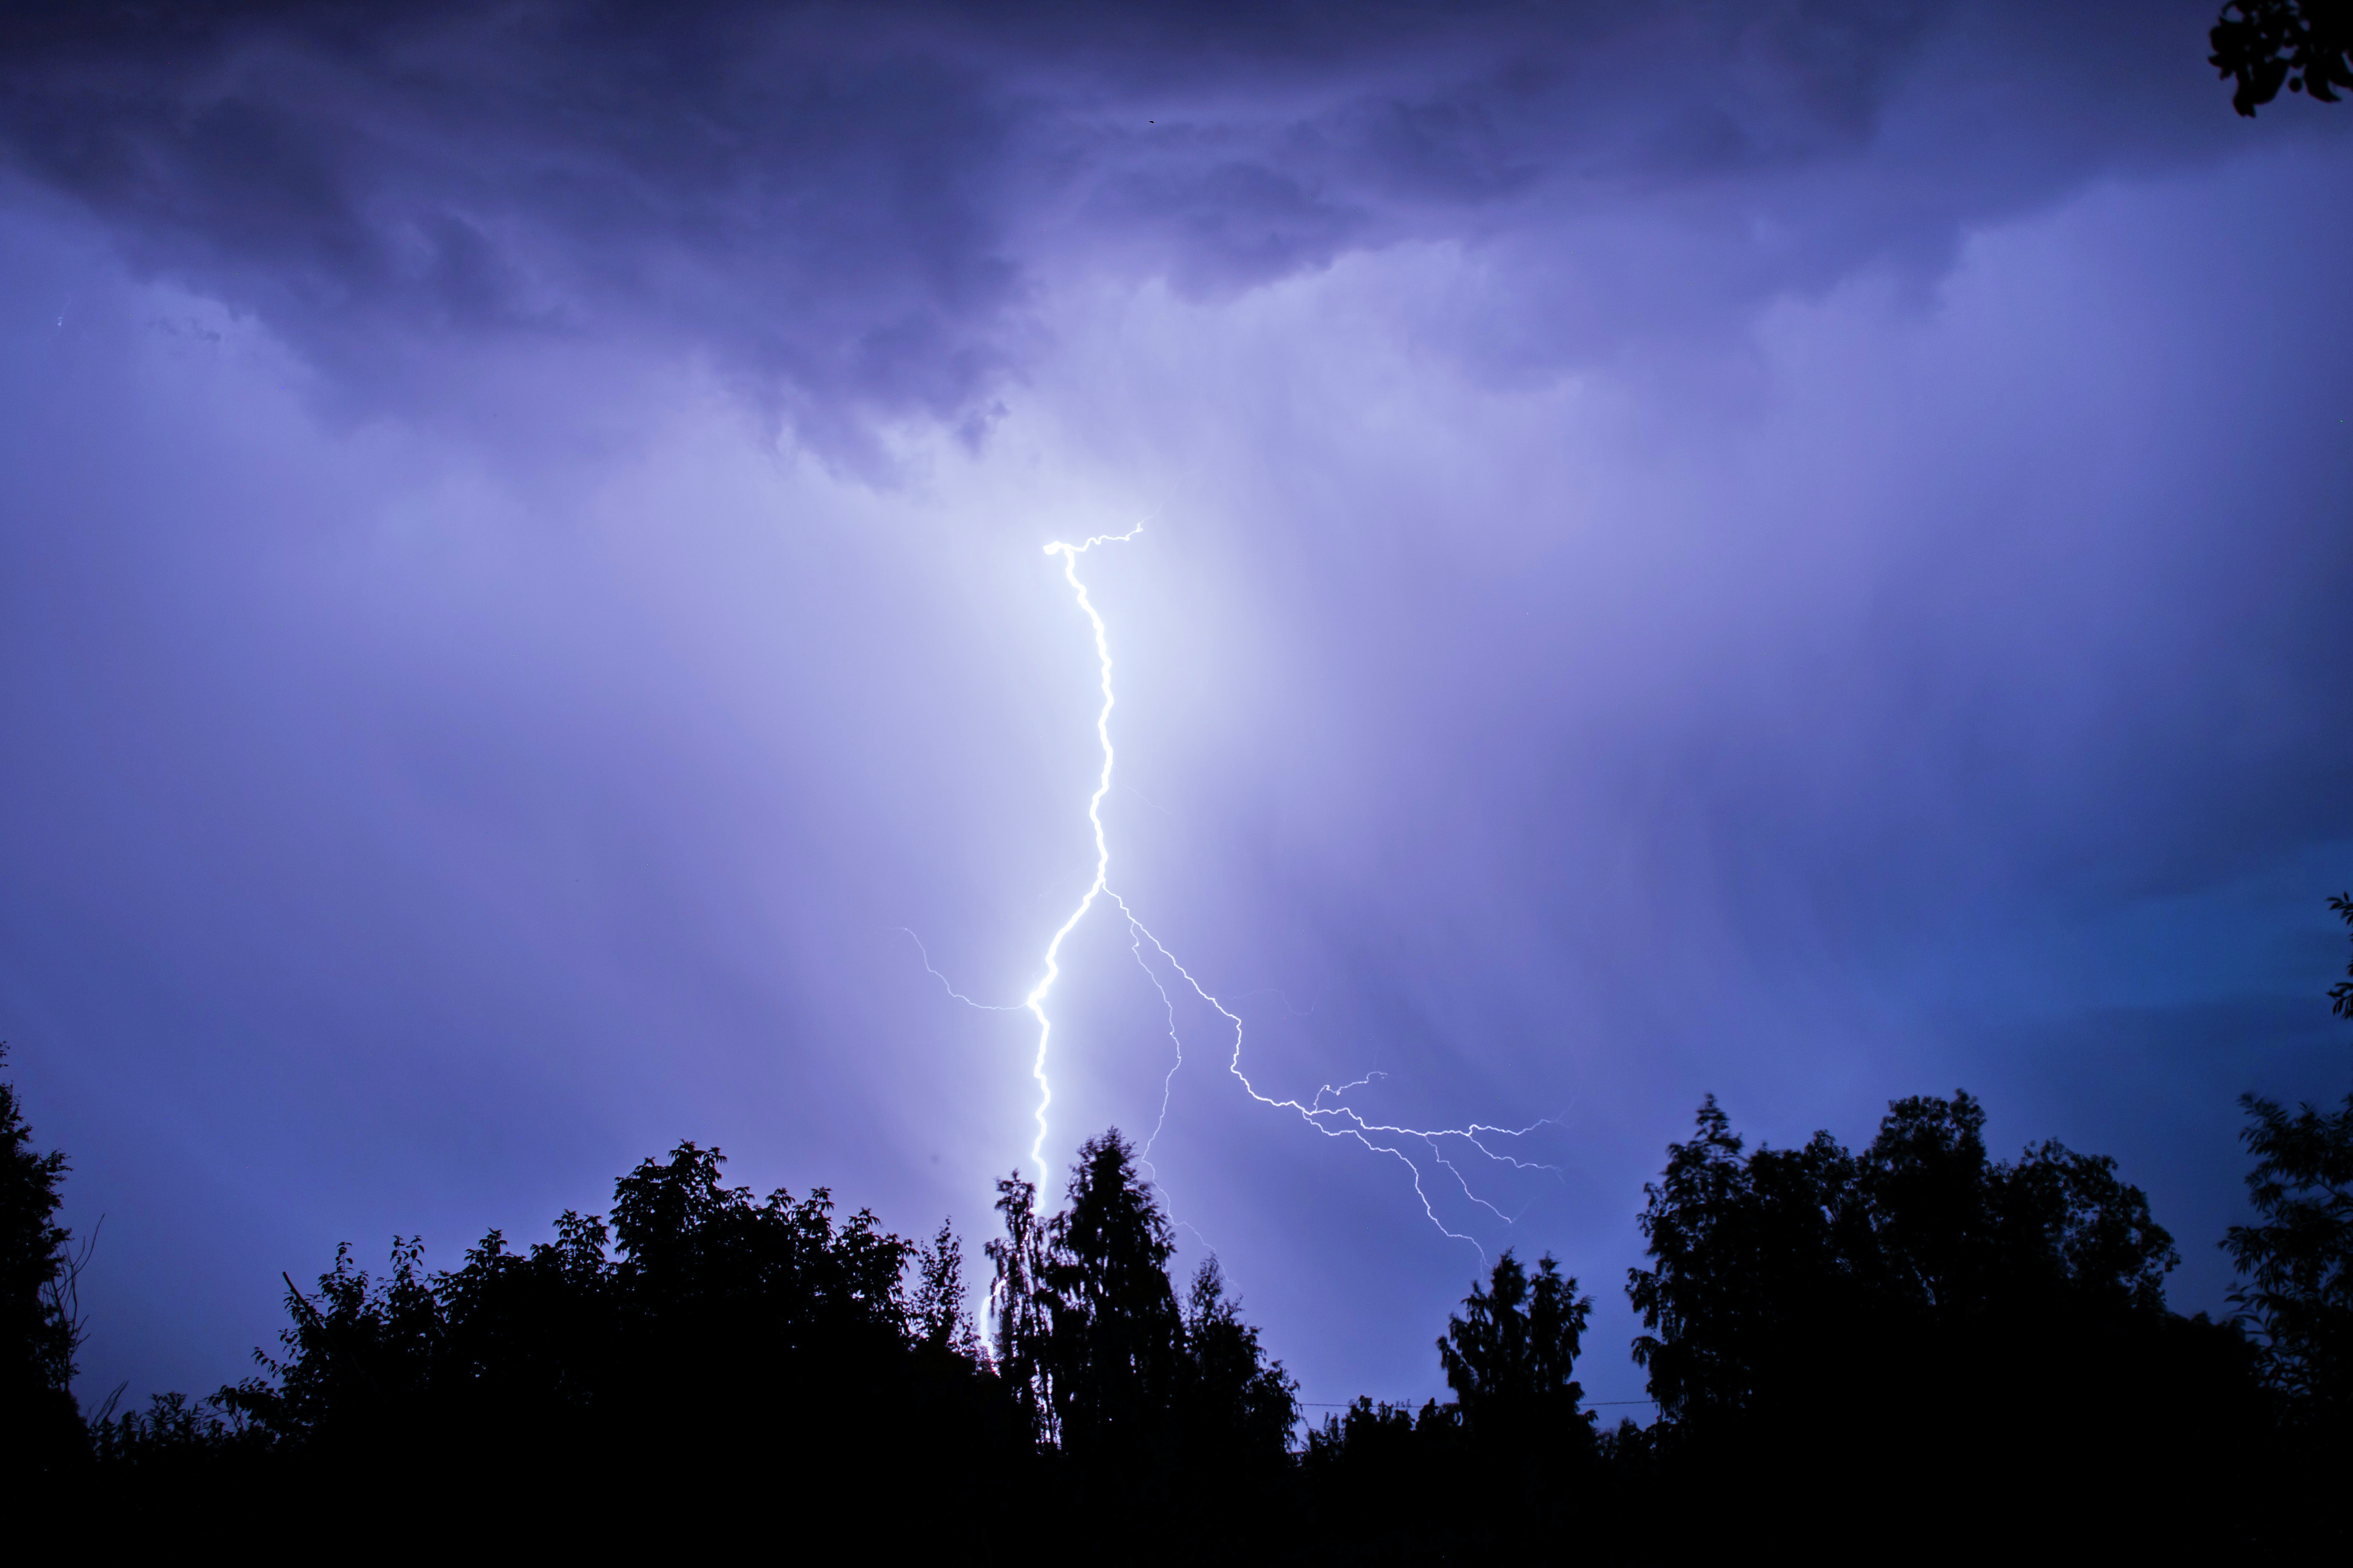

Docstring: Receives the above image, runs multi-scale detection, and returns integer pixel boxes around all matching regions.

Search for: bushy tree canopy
[1437,1249,1594,1445]
[986,1128,1296,1510]
[1628,1090,2179,1427]
[157,1136,1026,1535]
[0,1043,82,1475]
[2224,893,2353,1427]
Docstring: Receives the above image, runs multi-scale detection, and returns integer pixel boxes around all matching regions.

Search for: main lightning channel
[917,523,1557,1253]
[1021,524,1143,1174]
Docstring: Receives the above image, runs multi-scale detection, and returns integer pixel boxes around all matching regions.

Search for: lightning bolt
[1019,523,1142,1174]
[1116,901,1556,1261]
[915,522,1556,1255]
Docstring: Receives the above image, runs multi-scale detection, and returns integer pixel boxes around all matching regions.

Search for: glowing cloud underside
[923,524,1553,1254]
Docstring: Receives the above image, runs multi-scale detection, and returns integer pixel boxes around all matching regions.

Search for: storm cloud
[0,2,2268,445]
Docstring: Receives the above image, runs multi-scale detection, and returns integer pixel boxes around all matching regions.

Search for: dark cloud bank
[0,1,2274,446]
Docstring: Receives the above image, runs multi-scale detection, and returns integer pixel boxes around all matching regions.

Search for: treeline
[3,899,2350,1554]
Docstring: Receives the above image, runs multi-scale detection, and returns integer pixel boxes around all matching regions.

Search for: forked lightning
[913,523,1552,1250]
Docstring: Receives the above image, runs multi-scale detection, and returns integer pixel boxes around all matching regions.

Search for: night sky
[2,1,2348,1419]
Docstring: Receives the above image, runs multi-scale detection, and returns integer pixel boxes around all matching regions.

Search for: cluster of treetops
[2,900,2347,1555]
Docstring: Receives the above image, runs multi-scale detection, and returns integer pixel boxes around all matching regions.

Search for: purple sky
[2,1,2348,1416]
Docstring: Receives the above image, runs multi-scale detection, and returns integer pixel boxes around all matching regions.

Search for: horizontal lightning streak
[1117,912,1557,1263]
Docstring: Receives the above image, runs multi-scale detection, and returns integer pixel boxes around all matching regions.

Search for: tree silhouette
[88,1386,268,1479]
[914,1218,980,1357]
[1300,1250,1599,1553]
[2224,893,2353,1429]
[1629,1090,2181,1431]
[2212,2,2353,115]
[1175,1255,1297,1472]
[1626,1096,1862,1429]
[983,1126,1297,1537]
[2330,891,2353,1019]
[49,1089,2308,1547]
[0,1044,85,1478]
[2227,1095,2353,1420]
[1437,1249,1595,1447]
[1300,1394,1465,1555]
[144,1136,1028,1541]
[1040,1129,1182,1469]
[1626,1088,2270,1549]
[985,1168,1053,1440]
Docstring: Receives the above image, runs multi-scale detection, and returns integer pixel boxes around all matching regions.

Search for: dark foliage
[1299,1248,1609,1555]
[36,898,2350,1557]
[1626,1090,2274,1548]
[1628,1091,2179,1423]
[985,1168,1052,1438]
[2224,894,2353,1432]
[73,1140,1027,1536]
[1176,1255,1297,1477]
[0,1043,84,1481]
[2212,1,2353,114]
[2331,890,2353,1020]
[1040,1129,1184,1466]
[985,1128,1299,1534]
[87,1387,271,1480]
[1438,1251,1589,1424]
[2227,1094,2353,1418]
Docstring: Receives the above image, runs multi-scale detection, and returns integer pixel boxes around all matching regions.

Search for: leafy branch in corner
[2212,1,2353,115]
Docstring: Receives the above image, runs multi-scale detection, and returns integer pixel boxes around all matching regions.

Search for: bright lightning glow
[1021,524,1143,1175]
[911,522,1556,1254]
